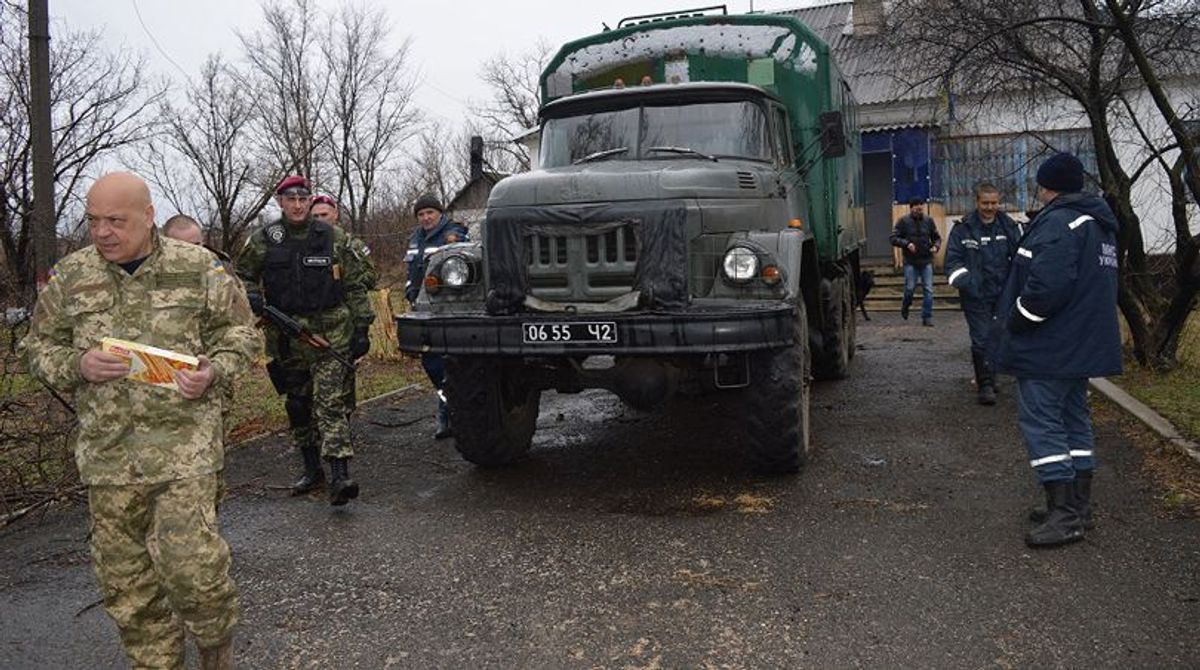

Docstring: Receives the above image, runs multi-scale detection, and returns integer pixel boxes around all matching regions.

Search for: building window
[935,129,1097,214]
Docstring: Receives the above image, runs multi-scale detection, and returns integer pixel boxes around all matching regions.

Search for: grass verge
[1111,362,1200,444]
[225,355,425,444]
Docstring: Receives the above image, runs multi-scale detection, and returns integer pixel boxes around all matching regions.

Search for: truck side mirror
[819,111,847,158]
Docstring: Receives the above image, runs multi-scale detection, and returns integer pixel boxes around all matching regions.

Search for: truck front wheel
[444,357,541,467]
[744,301,812,474]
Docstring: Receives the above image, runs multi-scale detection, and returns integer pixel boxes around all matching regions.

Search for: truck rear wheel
[745,301,812,474]
[812,274,853,380]
[444,357,541,467]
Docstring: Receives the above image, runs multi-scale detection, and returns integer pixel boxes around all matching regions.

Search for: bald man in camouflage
[21,172,259,669]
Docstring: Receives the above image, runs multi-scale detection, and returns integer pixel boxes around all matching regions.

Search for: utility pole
[28,0,57,292]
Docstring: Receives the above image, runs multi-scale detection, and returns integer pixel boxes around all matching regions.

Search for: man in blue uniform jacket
[990,152,1122,548]
[405,194,469,439]
[944,183,1022,405]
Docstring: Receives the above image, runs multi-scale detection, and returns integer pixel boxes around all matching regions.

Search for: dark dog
[856,269,875,321]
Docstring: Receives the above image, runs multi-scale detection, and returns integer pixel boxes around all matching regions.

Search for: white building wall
[941,81,1200,249]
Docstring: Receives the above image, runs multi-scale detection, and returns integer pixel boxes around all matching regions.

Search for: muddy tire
[444,357,541,467]
[812,274,853,380]
[744,301,812,474]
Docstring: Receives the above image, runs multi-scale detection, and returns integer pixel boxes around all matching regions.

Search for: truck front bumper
[397,303,796,356]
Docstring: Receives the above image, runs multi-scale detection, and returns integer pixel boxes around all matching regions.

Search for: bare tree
[142,55,276,254]
[472,39,553,172]
[888,0,1200,368]
[238,0,329,185]
[403,118,470,209]
[0,3,160,300]
[320,3,420,231]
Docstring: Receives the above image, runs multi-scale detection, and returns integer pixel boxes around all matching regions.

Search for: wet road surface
[1,313,1197,668]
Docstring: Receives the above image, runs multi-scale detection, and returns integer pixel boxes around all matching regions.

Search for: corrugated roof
[776,2,939,109]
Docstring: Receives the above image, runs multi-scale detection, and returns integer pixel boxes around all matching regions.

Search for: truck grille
[526,225,638,301]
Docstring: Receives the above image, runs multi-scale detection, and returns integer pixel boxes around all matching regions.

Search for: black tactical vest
[261,221,345,315]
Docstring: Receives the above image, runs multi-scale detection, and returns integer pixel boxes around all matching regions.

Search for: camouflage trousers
[277,354,356,460]
[88,473,238,669]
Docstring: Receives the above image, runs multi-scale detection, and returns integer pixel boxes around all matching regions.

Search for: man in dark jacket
[990,152,1122,548]
[405,194,469,439]
[890,197,941,326]
[944,183,1022,405]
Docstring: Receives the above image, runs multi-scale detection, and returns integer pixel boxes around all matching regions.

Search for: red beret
[275,175,310,194]
[311,194,337,207]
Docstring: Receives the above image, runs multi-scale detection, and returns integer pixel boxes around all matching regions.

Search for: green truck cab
[398,8,865,473]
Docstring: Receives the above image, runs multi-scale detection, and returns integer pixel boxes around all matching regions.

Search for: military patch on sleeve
[209,259,226,274]
[266,225,286,244]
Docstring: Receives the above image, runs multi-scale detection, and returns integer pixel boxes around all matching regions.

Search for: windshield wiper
[646,145,719,162]
[573,147,629,165]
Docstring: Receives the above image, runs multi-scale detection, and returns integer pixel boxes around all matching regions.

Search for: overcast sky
[51,0,824,126]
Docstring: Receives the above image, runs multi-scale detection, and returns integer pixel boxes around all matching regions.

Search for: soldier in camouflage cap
[20,172,259,669]
[236,176,375,506]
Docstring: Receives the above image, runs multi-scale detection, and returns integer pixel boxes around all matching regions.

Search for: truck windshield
[541,100,770,168]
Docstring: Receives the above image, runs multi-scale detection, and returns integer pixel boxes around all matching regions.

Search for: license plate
[522,321,617,344]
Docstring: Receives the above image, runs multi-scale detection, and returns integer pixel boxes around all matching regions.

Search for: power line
[130,0,190,80]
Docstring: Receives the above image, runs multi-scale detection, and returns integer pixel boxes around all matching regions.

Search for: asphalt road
[2,313,1197,669]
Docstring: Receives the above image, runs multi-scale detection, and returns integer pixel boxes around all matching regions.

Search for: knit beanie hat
[413,194,443,215]
[1036,153,1085,193]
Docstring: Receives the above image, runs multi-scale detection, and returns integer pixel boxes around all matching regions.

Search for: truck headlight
[440,255,470,287]
[722,246,759,283]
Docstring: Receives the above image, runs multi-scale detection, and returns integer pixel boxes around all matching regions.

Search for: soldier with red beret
[236,176,376,506]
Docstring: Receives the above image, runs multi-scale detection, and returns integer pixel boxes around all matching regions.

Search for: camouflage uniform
[20,234,259,668]
[340,233,377,416]
[207,246,240,441]
[236,218,374,462]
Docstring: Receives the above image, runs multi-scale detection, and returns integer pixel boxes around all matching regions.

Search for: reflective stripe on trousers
[1016,377,1096,483]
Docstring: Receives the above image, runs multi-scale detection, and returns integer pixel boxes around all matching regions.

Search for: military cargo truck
[398,7,865,473]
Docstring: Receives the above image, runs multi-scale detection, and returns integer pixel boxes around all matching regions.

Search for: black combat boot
[434,399,453,440]
[1028,470,1095,529]
[329,458,359,506]
[973,352,997,406]
[291,444,325,496]
[1025,480,1085,548]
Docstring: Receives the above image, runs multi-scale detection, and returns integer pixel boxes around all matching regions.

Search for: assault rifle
[261,305,356,372]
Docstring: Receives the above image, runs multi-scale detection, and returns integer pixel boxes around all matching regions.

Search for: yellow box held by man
[100,337,199,391]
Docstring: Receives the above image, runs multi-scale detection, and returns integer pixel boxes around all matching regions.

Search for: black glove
[350,326,371,360]
[247,292,264,316]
